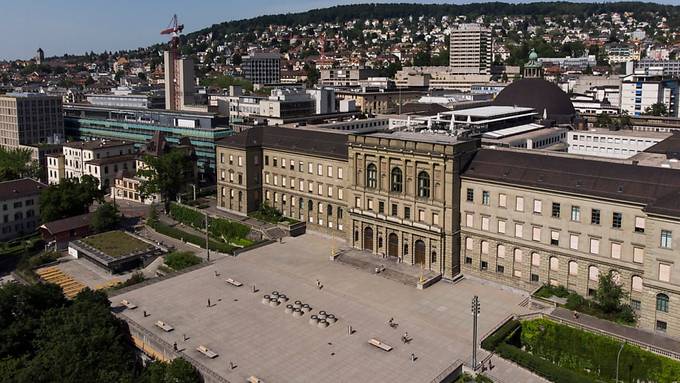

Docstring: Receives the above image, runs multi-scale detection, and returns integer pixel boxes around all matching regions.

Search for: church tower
[523,48,543,79]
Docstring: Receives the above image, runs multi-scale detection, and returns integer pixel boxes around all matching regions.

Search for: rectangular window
[656,321,667,332]
[514,270,522,278]
[570,234,579,250]
[552,203,560,218]
[404,207,411,220]
[327,166,333,177]
[465,237,474,250]
[281,158,286,168]
[481,261,488,270]
[378,201,385,214]
[532,227,541,241]
[661,230,672,249]
[432,213,439,226]
[317,164,323,176]
[515,223,523,238]
[290,160,295,170]
[327,185,333,197]
[571,206,581,222]
[264,155,269,166]
[496,265,505,273]
[355,197,361,208]
[391,204,398,217]
[481,216,490,231]
[273,157,277,167]
[466,188,474,202]
[419,210,425,222]
[631,300,641,311]
[633,247,644,263]
[299,180,304,191]
[482,191,490,205]
[590,238,600,254]
[481,241,488,254]
[466,213,474,227]
[612,212,622,228]
[635,217,645,233]
[338,168,343,179]
[591,209,600,225]
[497,220,506,234]
[533,199,542,214]
[569,261,578,276]
[659,263,671,283]
[531,252,540,266]
[499,193,507,208]
[611,242,622,259]
[338,188,343,200]
[531,274,539,282]
[318,184,323,195]
[308,162,313,174]
[515,196,524,212]
[497,244,505,258]
[367,199,373,210]
[550,230,559,246]
[465,257,473,264]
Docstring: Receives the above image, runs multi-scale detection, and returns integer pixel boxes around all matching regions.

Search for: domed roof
[528,49,538,61]
[493,78,576,123]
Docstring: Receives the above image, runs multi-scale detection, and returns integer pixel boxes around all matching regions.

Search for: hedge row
[169,203,250,242]
[480,319,520,351]
[522,319,680,383]
[149,220,235,254]
[494,343,597,383]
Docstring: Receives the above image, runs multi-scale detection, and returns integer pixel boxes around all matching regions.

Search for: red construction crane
[161,14,184,110]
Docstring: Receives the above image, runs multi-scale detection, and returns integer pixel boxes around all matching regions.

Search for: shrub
[149,220,234,254]
[169,203,250,242]
[495,343,595,383]
[164,251,202,271]
[480,319,520,351]
[113,272,145,290]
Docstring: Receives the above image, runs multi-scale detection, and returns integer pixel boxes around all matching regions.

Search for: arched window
[366,164,377,189]
[656,293,669,312]
[431,251,437,263]
[327,204,333,216]
[588,265,599,281]
[568,261,578,276]
[391,167,403,192]
[549,256,559,271]
[308,200,313,211]
[632,275,643,292]
[417,171,430,198]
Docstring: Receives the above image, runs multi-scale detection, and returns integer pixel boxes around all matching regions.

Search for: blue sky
[0,0,676,60]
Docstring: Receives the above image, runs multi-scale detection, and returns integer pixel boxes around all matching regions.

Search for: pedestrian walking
[316,279,322,289]
[411,353,416,362]
[207,298,211,307]
[173,342,177,351]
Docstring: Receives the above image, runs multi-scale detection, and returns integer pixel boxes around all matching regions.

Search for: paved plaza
[114,232,545,382]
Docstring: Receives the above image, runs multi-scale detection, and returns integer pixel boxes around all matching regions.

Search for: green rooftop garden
[80,231,151,258]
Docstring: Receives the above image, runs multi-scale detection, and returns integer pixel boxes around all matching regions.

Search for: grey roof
[0,178,46,201]
[217,126,348,160]
[40,213,93,235]
[644,132,680,159]
[493,78,575,123]
[462,149,680,217]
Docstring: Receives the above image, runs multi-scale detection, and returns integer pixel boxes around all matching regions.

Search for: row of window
[2,199,34,210]
[262,155,344,180]
[466,189,673,249]
[265,192,344,230]
[366,164,431,198]
[356,196,440,226]
[263,172,345,200]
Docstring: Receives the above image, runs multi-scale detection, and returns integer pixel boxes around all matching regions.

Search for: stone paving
[114,232,546,383]
[336,248,441,287]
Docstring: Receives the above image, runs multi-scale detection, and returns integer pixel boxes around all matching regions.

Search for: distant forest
[189,2,680,39]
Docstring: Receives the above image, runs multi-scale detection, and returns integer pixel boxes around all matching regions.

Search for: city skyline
[1,0,677,61]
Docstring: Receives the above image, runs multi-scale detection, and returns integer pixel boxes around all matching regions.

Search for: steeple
[523,48,543,79]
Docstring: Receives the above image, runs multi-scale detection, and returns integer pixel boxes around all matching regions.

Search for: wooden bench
[196,345,218,358]
[155,320,174,332]
[368,338,393,352]
[120,299,137,309]
[225,278,243,287]
[247,377,264,383]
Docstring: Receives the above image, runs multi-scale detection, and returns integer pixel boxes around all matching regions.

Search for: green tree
[596,113,613,129]
[303,62,320,87]
[164,251,202,271]
[0,147,40,182]
[139,358,201,383]
[138,149,194,213]
[91,202,120,233]
[595,271,627,314]
[644,103,669,117]
[39,175,104,223]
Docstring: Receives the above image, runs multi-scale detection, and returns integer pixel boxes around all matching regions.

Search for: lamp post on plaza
[471,295,480,369]
[616,340,626,382]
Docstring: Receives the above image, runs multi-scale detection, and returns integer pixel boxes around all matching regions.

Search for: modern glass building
[63,104,232,182]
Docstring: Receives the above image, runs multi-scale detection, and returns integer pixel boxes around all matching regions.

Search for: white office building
[567,128,672,159]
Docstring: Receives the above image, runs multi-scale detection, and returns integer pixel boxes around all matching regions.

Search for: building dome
[528,50,538,61]
[493,78,576,124]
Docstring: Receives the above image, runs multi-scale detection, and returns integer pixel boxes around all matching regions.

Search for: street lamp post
[204,211,210,262]
[471,295,480,369]
[616,340,626,382]
[190,184,197,201]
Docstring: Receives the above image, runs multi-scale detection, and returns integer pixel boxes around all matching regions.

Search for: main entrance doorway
[363,227,374,252]
[414,240,426,265]
[388,233,398,258]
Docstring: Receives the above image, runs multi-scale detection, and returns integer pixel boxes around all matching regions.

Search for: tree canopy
[644,103,669,117]
[0,147,40,182]
[91,202,121,232]
[39,175,104,223]
[137,149,195,212]
[0,284,201,383]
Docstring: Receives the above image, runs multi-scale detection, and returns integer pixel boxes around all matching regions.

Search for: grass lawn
[81,231,151,258]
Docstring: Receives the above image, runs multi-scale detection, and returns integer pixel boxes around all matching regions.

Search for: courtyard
[112,232,543,382]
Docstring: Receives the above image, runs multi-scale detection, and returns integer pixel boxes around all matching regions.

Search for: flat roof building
[0,93,64,149]
[449,23,492,75]
[242,51,281,86]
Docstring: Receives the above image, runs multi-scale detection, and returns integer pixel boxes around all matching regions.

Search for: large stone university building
[216,125,680,340]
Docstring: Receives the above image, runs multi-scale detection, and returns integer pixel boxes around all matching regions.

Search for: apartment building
[449,23,492,75]
[620,71,679,117]
[47,140,137,189]
[242,51,281,85]
[319,68,380,87]
[0,93,63,149]
[0,178,46,241]
[460,149,680,337]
